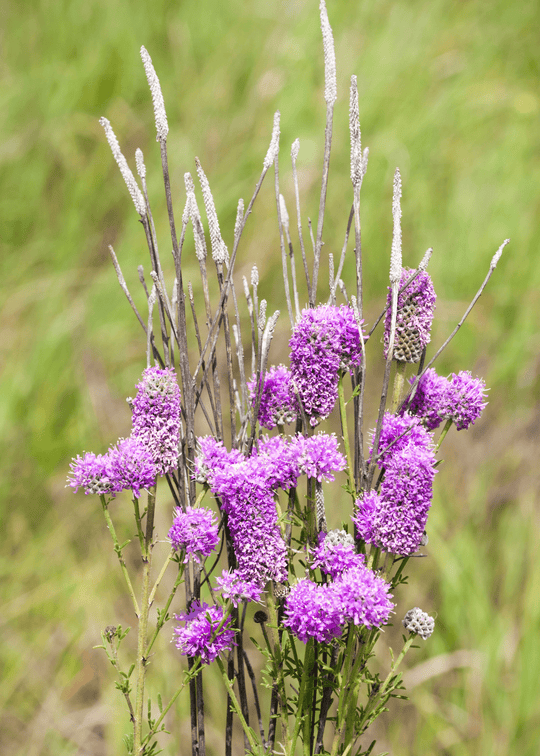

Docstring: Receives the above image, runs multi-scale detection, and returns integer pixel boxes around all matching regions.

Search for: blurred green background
[2,0,539,753]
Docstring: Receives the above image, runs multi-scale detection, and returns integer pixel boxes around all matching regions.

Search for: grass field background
[2,0,540,753]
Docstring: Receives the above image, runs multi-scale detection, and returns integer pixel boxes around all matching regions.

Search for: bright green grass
[2,0,540,753]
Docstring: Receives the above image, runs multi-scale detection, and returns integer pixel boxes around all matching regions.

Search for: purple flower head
[215,570,264,606]
[194,436,244,486]
[370,411,434,467]
[334,564,394,629]
[130,366,181,476]
[168,506,219,564]
[354,445,436,555]
[292,433,346,483]
[445,371,488,430]
[208,452,289,587]
[407,368,449,431]
[173,602,236,665]
[106,436,157,498]
[290,305,364,425]
[248,364,299,429]
[67,451,116,496]
[255,435,301,491]
[311,530,364,580]
[283,578,343,644]
[67,437,156,498]
[384,268,436,362]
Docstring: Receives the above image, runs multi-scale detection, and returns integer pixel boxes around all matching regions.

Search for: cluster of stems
[87,4,508,755]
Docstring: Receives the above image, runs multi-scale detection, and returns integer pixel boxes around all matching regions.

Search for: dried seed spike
[99,117,146,217]
[251,265,259,288]
[242,275,250,300]
[258,299,267,331]
[390,168,402,284]
[291,138,300,162]
[195,157,229,265]
[135,148,146,180]
[362,146,369,177]
[279,194,289,233]
[140,46,169,142]
[234,198,244,240]
[319,0,337,105]
[418,247,433,271]
[350,75,362,188]
[263,111,281,170]
[490,238,510,269]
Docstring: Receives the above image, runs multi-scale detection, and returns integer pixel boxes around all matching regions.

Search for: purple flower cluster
[131,366,181,475]
[248,364,298,429]
[173,602,236,664]
[168,506,219,564]
[384,268,436,361]
[310,530,362,580]
[408,368,488,431]
[215,570,264,606]
[283,561,393,643]
[370,411,433,467]
[68,436,156,498]
[354,442,437,555]
[290,305,363,426]
[195,433,346,598]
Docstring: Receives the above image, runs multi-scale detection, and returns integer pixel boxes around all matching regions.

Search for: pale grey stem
[150,270,180,346]
[215,263,237,448]
[312,102,335,306]
[275,157,294,328]
[138,265,150,299]
[291,139,311,300]
[281,194,301,320]
[308,217,316,257]
[146,284,157,368]
[366,281,398,491]
[243,275,257,382]
[187,282,217,436]
[351,295,366,489]
[333,204,354,299]
[338,278,349,304]
[108,245,147,333]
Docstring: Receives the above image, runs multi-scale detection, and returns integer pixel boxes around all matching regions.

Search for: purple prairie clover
[194,436,244,486]
[335,564,394,629]
[106,436,157,498]
[290,305,364,425]
[67,437,156,498]
[407,368,449,431]
[215,569,264,606]
[283,579,343,644]
[130,366,181,476]
[370,411,434,467]
[248,364,298,429]
[354,445,437,555]
[255,435,301,491]
[168,506,219,564]
[311,530,363,580]
[292,433,346,482]
[208,452,289,587]
[173,602,236,665]
[446,371,488,430]
[384,268,436,362]
[67,451,116,496]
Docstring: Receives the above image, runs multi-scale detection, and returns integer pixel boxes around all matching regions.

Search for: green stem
[436,418,452,452]
[142,660,201,749]
[356,635,416,734]
[289,638,315,756]
[337,371,355,496]
[100,495,140,617]
[266,590,290,751]
[391,361,407,413]
[216,656,261,753]
[146,560,185,656]
[134,485,157,755]
[133,496,145,552]
[330,625,357,756]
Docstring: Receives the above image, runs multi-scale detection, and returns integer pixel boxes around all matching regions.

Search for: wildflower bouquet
[68,2,508,754]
